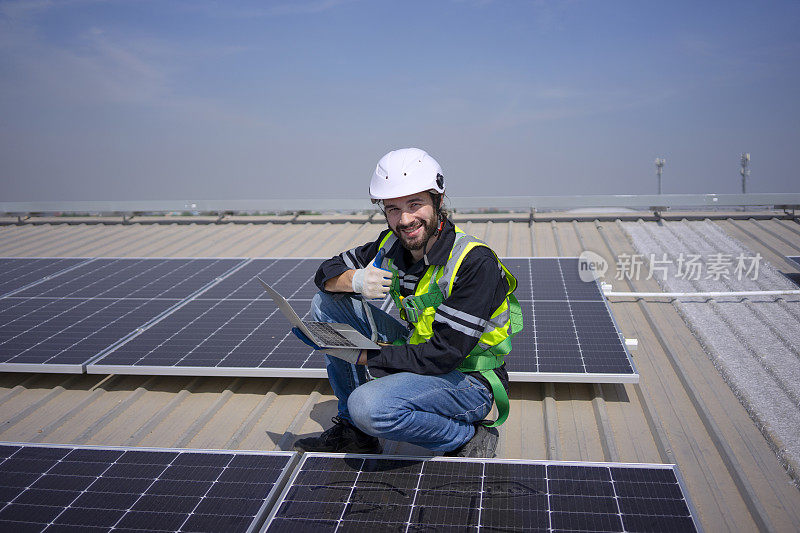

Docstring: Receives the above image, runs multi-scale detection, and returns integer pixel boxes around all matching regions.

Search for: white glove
[351,263,392,300]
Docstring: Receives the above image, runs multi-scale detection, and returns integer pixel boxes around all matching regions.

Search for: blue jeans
[311,291,493,452]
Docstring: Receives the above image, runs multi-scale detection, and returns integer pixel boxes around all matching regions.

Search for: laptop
[256,277,380,350]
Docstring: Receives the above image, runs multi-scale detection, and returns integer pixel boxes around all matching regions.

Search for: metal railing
[2,193,799,218]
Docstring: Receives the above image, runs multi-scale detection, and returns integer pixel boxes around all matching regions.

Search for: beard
[393,212,439,251]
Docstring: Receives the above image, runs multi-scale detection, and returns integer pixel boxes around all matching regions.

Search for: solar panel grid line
[591,284,637,377]
[474,461,486,532]
[83,258,256,368]
[1,298,166,367]
[189,258,279,301]
[87,258,322,375]
[607,464,626,531]
[181,259,312,368]
[147,299,260,368]
[334,457,364,530]
[0,442,299,533]
[0,443,68,520]
[13,257,249,300]
[245,260,319,369]
[0,257,93,298]
[45,448,127,530]
[2,259,240,340]
[263,307,316,370]
[109,448,184,531]
[171,453,238,532]
[14,257,163,299]
[556,258,588,373]
[260,454,701,533]
[527,259,540,374]
[402,457,426,531]
[544,459,553,531]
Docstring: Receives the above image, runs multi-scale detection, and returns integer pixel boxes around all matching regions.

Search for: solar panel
[88,257,635,383]
[0,258,246,373]
[787,256,800,268]
[0,443,296,533]
[0,258,89,297]
[500,258,636,383]
[261,454,700,532]
[88,259,326,376]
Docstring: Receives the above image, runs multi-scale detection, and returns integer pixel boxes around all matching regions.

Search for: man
[293,147,522,457]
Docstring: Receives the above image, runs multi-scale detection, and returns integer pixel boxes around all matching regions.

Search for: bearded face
[383,193,440,254]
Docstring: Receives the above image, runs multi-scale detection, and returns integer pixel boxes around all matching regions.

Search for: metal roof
[1,213,800,532]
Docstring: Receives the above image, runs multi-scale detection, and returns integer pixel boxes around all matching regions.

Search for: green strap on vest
[457,354,510,428]
[398,269,445,323]
[456,292,522,427]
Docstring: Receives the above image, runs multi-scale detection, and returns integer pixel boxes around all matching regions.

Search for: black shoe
[443,424,499,458]
[293,416,383,454]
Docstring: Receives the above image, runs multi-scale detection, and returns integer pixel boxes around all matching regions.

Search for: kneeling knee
[348,386,407,437]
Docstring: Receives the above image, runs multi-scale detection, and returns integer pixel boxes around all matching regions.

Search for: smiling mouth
[401,224,423,239]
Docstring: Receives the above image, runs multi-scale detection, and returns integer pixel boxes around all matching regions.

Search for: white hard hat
[369,148,444,203]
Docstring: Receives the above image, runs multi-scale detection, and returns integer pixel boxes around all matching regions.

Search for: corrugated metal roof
[1,214,800,532]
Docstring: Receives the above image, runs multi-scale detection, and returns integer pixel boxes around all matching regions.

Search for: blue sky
[1,0,798,202]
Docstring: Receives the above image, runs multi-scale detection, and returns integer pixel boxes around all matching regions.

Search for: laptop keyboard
[305,322,357,348]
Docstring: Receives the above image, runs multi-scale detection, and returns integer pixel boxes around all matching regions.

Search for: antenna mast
[654,158,665,194]
[740,153,750,194]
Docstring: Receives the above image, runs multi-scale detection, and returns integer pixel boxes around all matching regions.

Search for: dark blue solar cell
[0,503,63,523]
[0,519,48,533]
[72,491,141,510]
[14,488,78,507]
[183,512,261,533]
[54,507,127,528]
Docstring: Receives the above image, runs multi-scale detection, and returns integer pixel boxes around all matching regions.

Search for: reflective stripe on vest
[374,226,523,427]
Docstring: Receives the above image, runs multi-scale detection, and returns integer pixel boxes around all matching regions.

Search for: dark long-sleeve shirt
[314,219,510,396]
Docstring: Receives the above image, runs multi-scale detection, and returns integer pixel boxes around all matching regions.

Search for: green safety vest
[376,226,523,427]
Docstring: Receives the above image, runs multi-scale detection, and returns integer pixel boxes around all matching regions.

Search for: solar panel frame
[0,257,249,373]
[0,441,298,533]
[259,453,702,533]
